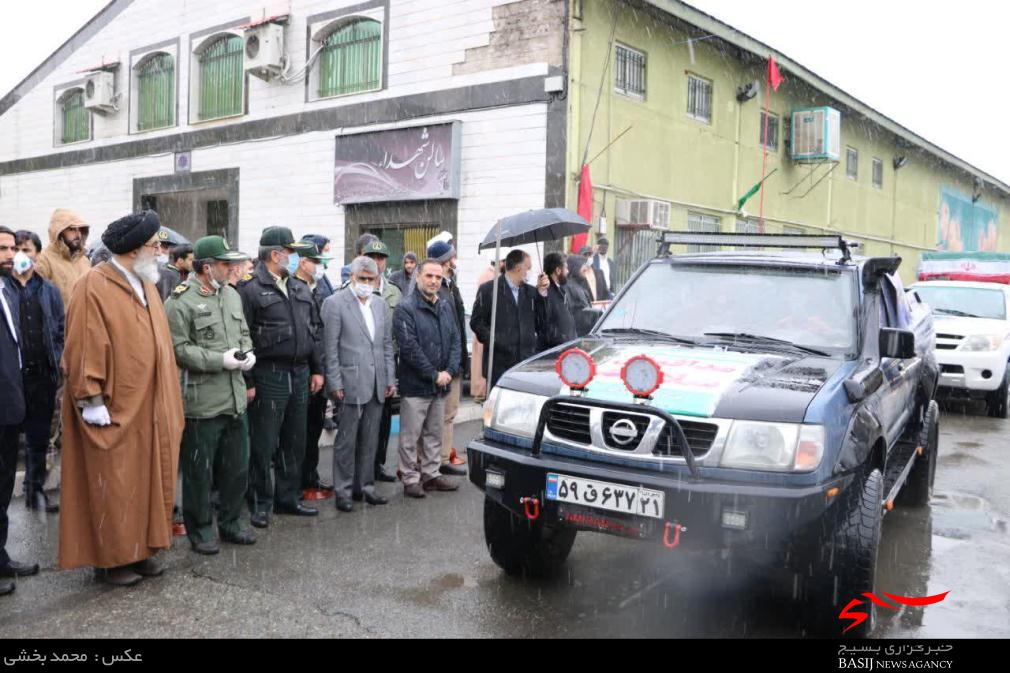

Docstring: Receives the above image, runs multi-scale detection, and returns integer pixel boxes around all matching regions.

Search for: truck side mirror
[880,328,915,359]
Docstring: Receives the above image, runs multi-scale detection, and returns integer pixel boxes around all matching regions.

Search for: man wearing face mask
[470,249,549,391]
[59,210,185,587]
[165,236,257,554]
[237,227,323,529]
[294,244,336,497]
[35,209,91,308]
[11,231,64,514]
[539,252,578,349]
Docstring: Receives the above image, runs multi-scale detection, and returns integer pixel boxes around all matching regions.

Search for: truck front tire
[484,497,577,578]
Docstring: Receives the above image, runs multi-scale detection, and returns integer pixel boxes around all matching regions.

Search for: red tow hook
[663,522,684,549]
[520,497,541,521]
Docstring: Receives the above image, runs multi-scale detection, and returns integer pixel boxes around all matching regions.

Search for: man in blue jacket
[393,259,461,499]
[1,225,40,596]
[12,231,64,513]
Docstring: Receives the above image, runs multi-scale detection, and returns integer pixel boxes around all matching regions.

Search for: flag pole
[759,63,771,232]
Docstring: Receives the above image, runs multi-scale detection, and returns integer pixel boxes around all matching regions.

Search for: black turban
[101,210,161,255]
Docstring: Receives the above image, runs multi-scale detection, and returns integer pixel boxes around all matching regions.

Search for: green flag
[736,181,762,211]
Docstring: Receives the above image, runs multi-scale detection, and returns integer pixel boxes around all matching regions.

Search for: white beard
[134,255,161,284]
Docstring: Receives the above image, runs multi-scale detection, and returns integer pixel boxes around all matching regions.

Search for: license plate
[545,473,665,519]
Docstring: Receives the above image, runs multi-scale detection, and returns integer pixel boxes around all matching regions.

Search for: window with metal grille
[318,19,382,98]
[687,74,712,123]
[846,147,859,180]
[760,110,779,150]
[614,44,646,98]
[198,35,243,121]
[59,89,90,144]
[136,53,175,131]
[687,212,720,252]
[872,158,883,189]
[736,218,762,249]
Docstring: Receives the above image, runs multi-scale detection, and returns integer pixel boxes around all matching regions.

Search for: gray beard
[134,256,161,284]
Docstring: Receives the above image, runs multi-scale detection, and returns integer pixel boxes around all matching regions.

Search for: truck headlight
[958,334,1005,352]
[488,389,549,439]
[721,423,824,473]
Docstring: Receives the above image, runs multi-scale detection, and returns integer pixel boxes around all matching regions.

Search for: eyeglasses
[142,242,162,252]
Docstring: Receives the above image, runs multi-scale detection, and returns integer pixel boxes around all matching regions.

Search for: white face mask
[13,252,32,275]
[353,282,373,299]
[157,254,169,266]
[313,266,325,281]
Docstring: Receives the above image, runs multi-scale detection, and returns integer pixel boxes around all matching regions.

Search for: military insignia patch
[198,287,212,296]
[158,230,169,240]
[243,274,253,281]
[172,284,189,296]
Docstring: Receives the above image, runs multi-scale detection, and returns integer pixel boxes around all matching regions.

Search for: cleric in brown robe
[58,210,184,587]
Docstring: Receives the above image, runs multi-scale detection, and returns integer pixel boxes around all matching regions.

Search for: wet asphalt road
[1,404,1008,639]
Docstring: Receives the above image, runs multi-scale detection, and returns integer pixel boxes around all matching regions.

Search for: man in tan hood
[35,209,91,307]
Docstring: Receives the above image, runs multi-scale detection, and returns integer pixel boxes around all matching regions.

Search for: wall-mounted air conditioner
[790,107,841,163]
[244,22,286,80]
[616,199,671,229]
[84,71,117,113]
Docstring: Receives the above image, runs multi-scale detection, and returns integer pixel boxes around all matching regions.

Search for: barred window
[136,53,175,131]
[198,35,243,121]
[614,44,646,98]
[846,147,859,180]
[58,89,90,144]
[687,74,712,123]
[318,19,382,98]
[760,110,779,150]
[872,158,884,189]
[687,212,721,252]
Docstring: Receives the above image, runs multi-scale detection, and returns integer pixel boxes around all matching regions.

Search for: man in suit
[321,256,396,512]
[0,225,41,596]
[470,249,548,391]
[591,236,617,299]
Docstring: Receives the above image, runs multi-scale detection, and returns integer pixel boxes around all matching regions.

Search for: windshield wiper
[934,308,985,319]
[702,332,830,357]
[598,328,699,345]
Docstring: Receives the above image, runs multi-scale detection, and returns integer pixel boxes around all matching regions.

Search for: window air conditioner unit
[790,106,841,163]
[616,199,671,229]
[83,71,117,113]
[244,22,286,80]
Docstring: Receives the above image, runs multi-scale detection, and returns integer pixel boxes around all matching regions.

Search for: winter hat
[427,240,456,263]
[102,210,162,254]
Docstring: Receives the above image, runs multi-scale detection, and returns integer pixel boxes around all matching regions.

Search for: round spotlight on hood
[621,354,664,398]
[555,348,597,391]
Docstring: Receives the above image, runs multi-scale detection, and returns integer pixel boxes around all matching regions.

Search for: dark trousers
[302,391,327,489]
[247,364,309,515]
[182,413,249,544]
[375,395,394,474]
[21,374,56,494]
[0,425,18,566]
[332,395,383,501]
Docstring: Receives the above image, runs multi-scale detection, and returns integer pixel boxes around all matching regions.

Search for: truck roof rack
[657,231,857,262]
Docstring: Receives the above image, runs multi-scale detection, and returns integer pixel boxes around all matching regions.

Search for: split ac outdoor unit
[244,22,286,80]
[616,199,671,229]
[790,107,841,163]
[83,71,117,113]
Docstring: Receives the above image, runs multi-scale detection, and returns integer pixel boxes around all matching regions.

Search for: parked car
[466,232,939,637]
[909,280,1010,417]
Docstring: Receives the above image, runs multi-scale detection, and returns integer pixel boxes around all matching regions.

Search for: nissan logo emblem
[609,419,639,446]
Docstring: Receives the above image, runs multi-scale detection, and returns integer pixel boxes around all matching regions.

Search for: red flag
[768,55,784,92]
[572,164,592,253]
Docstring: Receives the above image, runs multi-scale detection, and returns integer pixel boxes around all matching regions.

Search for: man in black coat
[0,226,41,596]
[470,249,548,391]
[591,236,617,299]
[539,252,578,350]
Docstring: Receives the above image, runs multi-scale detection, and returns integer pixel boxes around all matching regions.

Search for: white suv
[909,280,1010,417]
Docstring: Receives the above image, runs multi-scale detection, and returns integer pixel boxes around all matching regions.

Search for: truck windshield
[912,286,1007,320]
[598,263,857,354]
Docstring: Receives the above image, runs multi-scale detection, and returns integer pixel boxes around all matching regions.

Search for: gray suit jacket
[321,288,395,405]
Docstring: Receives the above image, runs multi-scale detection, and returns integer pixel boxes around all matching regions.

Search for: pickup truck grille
[546,404,592,444]
[940,364,964,374]
[936,333,963,351]
[653,421,719,458]
[601,412,651,451]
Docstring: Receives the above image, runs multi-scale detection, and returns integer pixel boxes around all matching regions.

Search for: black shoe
[335,500,354,513]
[0,560,40,578]
[220,529,256,545]
[363,492,388,505]
[275,504,318,517]
[25,490,59,513]
[439,463,467,477]
[250,512,270,529]
[190,540,220,556]
[375,467,397,483]
[351,492,363,502]
[0,580,13,596]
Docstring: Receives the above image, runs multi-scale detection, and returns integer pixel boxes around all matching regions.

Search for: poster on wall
[937,186,999,252]
[334,122,461,204]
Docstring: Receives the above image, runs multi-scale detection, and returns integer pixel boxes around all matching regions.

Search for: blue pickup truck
[467,232,939,636]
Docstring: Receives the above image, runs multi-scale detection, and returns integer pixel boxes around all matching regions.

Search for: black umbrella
[478,208,590,251]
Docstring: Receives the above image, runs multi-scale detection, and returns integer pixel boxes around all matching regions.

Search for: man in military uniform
[362,240,402,483]
[238,227,323,528]
[155,229,186,300]
[165,236,258,554]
